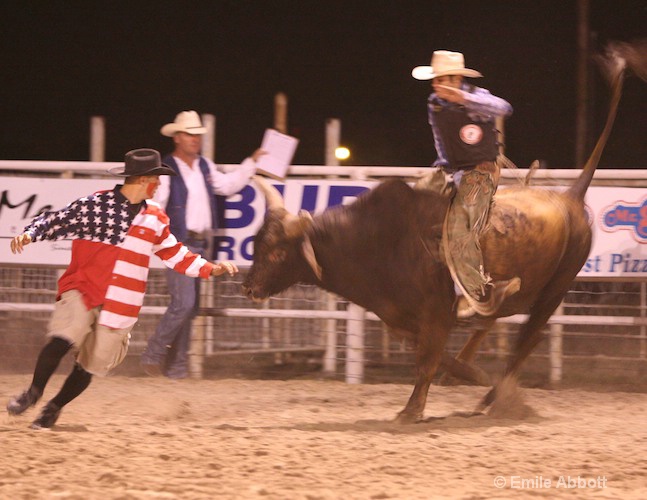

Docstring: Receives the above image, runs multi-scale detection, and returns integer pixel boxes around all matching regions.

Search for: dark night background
[1,0,645,169]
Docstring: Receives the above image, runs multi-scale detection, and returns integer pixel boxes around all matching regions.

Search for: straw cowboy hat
[412,50,483,80]
[160,110,207,137]
[108,148,177,177]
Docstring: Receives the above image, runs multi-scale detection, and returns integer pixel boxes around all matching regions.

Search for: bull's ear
[283,210,314,239]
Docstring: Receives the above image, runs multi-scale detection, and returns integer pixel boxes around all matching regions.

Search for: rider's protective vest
[431,103,498,171]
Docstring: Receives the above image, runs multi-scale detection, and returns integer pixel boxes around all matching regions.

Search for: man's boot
[7,386,42,415]
[30,401,62,430]
[457,277,522,318]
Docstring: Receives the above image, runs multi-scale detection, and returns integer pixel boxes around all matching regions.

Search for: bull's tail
[567,50,625,200]
[567,39,647,201]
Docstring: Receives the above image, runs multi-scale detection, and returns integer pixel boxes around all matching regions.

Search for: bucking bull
[242,42,646,423]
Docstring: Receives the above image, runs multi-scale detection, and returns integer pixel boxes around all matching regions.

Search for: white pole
[549,303,564,384]
[345,303,365,384]
[193,112,215,371]
[324,118,342,372]
[381,324,390,361]
[323,292,338,375]
[90,116,105,162]
[204,277,215,357]
[325,118,340,167]
[496,322,508,360]
[640,282,646,359]
[190,305,205,380]
[323,117,342,374]
[274,92,288,134]
[201,113,216,161]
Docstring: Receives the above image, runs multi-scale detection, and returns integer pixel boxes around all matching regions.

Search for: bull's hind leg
[439,352,491,386]
[439,320,495,386]
[477,295,563,411]
[396,323,450,424]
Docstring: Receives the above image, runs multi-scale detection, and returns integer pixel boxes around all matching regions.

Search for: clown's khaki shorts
[48,290,133,376]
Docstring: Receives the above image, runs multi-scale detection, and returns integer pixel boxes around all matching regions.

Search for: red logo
[460,124,483,145]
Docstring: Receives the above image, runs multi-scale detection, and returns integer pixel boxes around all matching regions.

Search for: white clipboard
[255,129,299,181]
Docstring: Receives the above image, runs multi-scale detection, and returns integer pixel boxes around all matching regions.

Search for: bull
[242,45,640,423]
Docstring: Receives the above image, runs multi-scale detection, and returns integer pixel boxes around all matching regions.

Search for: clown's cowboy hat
[108,148,176,177]
[160,110,207,137]
[412,50,483,80]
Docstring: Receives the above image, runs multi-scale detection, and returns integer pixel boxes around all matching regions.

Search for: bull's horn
[284,210,314,239]
[302,234,322,280]
[253,175,285,211]
[253,175,315,240]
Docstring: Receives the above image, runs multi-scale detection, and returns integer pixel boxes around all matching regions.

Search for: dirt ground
[1,374,646,499]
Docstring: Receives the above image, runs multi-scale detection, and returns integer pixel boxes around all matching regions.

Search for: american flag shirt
[24,185,214,329]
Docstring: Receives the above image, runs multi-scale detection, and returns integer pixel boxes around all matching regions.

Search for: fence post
[189,280,210,379]
[90,116,105,162]
[323,292,338,375]
[190,320,205,380]
[549,303,564,384]
[325,118,340,170]
[641,282,646,359]
[201,113,216,161]
[496,322,508,360]
[345,303,365,384]
[381,324,391,361]
[204,279,215,357]
[323,118,341,373]
[261,301,271,349]
[274,92,288,134]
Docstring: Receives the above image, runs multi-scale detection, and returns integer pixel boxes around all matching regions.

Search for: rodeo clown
[412,50,521,317]
[6,148,237,429]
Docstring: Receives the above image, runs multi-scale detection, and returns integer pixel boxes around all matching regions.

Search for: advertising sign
[1,177,645,277]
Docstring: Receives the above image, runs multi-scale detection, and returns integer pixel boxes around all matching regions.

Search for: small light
[335,147,350,160]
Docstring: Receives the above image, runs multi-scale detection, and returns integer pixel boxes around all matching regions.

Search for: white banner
[1,177,645,277]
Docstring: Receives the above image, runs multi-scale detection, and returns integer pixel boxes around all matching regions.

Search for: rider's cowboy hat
[160,110,207,137]
[412,50,483,80]
[108,148,177,177]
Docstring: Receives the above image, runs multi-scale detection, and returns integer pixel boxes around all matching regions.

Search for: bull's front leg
[395,329,448,423]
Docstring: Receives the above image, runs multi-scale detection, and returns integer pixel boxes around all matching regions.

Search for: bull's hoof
[475,387,497,413]
[394,411,422,424]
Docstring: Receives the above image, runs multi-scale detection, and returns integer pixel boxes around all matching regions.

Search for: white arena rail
[2,160,647,183]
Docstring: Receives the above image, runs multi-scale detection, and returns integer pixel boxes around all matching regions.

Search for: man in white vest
[141,111,264,379]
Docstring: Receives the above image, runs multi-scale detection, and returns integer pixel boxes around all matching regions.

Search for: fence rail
[1,271,646,384]
[2,160,647,185]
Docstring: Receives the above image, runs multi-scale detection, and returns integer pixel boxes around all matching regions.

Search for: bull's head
[242,176,321,302]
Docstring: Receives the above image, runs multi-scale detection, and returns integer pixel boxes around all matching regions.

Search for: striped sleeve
[99,201,217,330]
[147,203,215,278]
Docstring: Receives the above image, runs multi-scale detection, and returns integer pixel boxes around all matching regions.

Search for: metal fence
[1,161,646,388]
[1,265,646,387]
